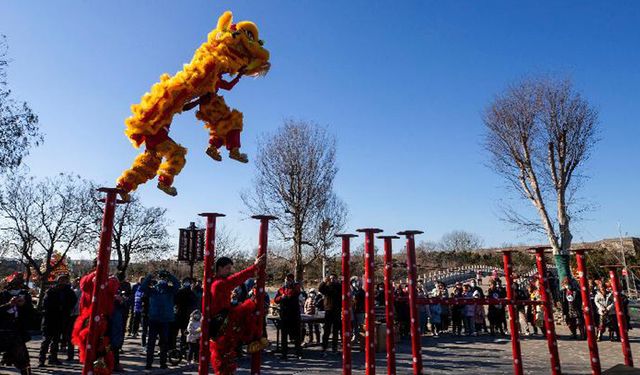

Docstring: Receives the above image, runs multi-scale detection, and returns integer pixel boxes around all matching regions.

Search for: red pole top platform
[357,228,384,234]
[397,230,425,236]
[199,212,226,218]
[337,234,359,238]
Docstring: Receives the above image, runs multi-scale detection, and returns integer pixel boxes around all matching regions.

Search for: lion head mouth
[215,12,271,78]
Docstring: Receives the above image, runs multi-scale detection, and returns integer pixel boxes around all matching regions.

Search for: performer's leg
[233,299,262,343]
[197,94,229,162]
[210,338,239,375]
[155,139,187,196]
[225,119,247,163]
[117,150,162,200]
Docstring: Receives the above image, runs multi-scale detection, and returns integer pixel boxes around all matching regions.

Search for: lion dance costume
[209,264,266,374]
[116,11,270,200]
[71,271,119,375]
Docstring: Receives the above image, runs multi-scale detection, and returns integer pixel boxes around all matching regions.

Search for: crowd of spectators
[0,265,634,373]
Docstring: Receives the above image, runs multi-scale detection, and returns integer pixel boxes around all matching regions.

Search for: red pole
[337,234,358,375]
[572,249,601,375]
[82,188,121,375]
[501,250,524,375]
[532,247,561,375]
[198,212,225,375]
[398,230,424,375]
[608,267,634,367]
[251,215,277,375]
[379,235,400,375]
[357,228,383,375]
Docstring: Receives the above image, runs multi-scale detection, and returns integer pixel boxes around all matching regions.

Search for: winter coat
[487,287,506,321]
[140,274,180,323]
[108,298,128,349]
[0,289,35,343]
[304,296,317,315]
[463,291,476,317]
[318,281,342,312]
[186,319,202,343]
[352,287,365,314]
[561,287,582,320]
[133,288,145,313]
[274,283,302,320]
[174,286,197,321]
[429,304,442,324]
[41,284,77,335]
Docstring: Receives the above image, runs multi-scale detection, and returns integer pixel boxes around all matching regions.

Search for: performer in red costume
[209,255,267,374]
[71,264,120,375]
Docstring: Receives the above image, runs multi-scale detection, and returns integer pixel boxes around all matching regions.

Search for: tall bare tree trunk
[484,77,598,284]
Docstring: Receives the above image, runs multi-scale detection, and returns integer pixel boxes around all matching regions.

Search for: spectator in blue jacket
[128,276,144,337]
[108,292,129,372]
[140,270,179,370]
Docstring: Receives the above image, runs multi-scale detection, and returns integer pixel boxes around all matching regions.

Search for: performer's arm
[226,264,258,290]
[274,288,284,303]
[139,274,153,293]
[217,71,243,91]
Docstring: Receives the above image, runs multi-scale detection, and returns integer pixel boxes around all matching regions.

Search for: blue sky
[1,1,639,256]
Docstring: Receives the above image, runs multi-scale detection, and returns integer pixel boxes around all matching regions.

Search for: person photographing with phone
[139,269,180,370]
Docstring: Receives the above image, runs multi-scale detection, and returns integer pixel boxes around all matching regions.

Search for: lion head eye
[245,30,255,41]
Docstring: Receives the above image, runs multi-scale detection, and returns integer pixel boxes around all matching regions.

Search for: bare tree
[91,195,172,279]
[307,193,348,278]
[0,171,96,306]
[439,230,484,252]
[242,120,340,281]
[484,76,599,282]
[0,36,43,173]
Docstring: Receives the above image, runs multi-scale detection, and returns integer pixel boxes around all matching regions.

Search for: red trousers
[210,299,261,375]
[210,129,241,150]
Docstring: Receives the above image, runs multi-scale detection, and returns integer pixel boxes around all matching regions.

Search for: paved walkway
[3,324,640,374]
